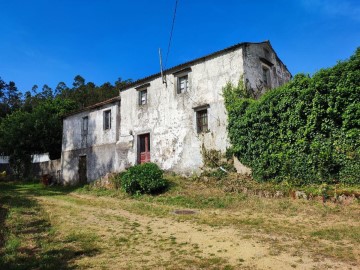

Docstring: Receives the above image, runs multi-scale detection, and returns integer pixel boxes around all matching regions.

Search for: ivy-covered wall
[224,48,360,185]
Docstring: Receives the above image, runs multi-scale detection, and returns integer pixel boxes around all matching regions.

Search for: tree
[73,75,85,88]
[0,98,77,178]
[0,79,22,118]
[55,82,69,97]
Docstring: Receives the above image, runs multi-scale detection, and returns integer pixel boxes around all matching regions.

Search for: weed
[311,227,360,242]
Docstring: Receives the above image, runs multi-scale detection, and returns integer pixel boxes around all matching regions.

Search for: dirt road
[36,192,359,269]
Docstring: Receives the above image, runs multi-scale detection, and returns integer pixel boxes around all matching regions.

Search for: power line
[164,0,179,69]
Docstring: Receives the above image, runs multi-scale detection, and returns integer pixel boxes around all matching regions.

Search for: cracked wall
[118,48,245,175]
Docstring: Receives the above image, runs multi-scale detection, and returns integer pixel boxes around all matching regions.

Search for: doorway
[78,155,87,184]
[138,133,150,164]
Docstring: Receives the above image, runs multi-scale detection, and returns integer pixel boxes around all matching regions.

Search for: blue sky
[0,0,359,92]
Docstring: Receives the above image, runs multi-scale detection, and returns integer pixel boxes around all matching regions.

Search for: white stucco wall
[62,102,119,152]
[61,101,120,184]
[32,153,50,163]
[118,48,245,174]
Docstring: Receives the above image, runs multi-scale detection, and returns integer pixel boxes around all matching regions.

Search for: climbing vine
[224,48,360,185]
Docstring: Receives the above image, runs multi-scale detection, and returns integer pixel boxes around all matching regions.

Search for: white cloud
[301,0,360,21]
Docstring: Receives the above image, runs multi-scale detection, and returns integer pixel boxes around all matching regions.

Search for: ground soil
[34,191,359,270]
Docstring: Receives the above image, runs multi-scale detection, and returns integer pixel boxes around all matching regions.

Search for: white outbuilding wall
[61,99,120,184]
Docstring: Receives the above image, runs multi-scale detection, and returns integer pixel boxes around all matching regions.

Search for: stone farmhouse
[61,41,291,184]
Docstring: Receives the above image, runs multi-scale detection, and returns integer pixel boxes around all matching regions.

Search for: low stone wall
[32,159,61,183]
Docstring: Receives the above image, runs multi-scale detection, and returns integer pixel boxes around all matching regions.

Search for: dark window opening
[104,110,111,130]
[82,116,88,135]
[196,109,208,133]
[262,67,270,87]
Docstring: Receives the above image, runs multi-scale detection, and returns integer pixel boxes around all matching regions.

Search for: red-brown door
[138,134,150,164]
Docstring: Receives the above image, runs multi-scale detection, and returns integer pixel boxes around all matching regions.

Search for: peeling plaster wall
[118,48,244,175]
[61,101,120,184]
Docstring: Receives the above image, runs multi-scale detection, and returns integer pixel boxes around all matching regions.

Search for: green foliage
[0,74,132,177]
[113,171,126,189]
[121,163,167,195]
[56,76,132,109]
[0,78,22,118]
[0,98,77,178]
[224,48,360,185]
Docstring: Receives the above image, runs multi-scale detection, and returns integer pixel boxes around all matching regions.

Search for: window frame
[138,89,148,105]
[173,67,191,95]
[103,109,111,130]
[193,105,210,134]
[177,74,189,94]
[81,116,88,135]
[262,66,271,88]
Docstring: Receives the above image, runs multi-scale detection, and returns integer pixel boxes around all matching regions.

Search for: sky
[0,0,359,93]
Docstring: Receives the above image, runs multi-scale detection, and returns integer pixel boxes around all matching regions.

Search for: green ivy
[224,48,360,185]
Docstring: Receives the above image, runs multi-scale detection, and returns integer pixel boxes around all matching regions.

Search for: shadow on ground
[0,182,99,270]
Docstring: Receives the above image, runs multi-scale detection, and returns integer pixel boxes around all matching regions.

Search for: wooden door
[78,155,87,184]
[138,134,150,164]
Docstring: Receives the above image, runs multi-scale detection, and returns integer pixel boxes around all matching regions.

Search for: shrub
[121,163,167,194]
[112,171,126,189]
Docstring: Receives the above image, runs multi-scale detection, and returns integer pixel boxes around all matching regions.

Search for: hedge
[224,48,360,185]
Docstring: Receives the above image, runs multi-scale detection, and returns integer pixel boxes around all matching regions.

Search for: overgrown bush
[224,48,360,185]
[121,163,167,194]
[112,172,125,189]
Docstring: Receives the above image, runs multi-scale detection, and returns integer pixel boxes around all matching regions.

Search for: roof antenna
[159,48,167,86]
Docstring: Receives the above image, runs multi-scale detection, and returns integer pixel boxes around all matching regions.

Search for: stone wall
[32,159,61,182]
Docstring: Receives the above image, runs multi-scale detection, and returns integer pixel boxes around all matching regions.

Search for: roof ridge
[120,41,271,91]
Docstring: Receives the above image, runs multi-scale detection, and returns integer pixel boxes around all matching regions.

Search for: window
[177,75,188,94]
[82,116,88,135]
[139,89,147,105]
[103,110,111,130]
[196,109,208,133]
[173,67,191,94]
[262,66,270,87]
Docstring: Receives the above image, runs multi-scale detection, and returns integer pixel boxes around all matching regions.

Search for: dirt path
[35,193,357,270]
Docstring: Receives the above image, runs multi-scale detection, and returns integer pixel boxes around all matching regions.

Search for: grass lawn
[0,175,359,269]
